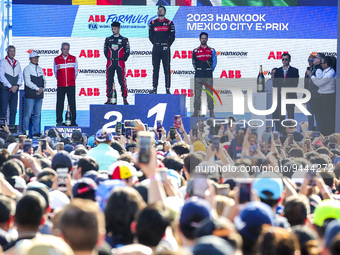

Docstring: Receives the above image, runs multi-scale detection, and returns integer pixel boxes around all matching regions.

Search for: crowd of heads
[0,105,339,255]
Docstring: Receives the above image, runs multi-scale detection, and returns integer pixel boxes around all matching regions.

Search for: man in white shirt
[311,56,336,136]
[0,46,23,125]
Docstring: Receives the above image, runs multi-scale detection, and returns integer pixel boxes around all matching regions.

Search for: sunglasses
[308,59,314,62]
[282,58,289,61]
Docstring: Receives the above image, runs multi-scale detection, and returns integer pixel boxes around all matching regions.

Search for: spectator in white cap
[23,51,46,136]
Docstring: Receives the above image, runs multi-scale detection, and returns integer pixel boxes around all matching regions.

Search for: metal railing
[0,0,12,59]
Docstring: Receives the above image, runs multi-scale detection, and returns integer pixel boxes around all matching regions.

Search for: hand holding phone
[138,131,152,164]
[170,127,176,140]
[23,139,32,154]
[57,167,68,192]
[0,118,6,129]
[287,134,294,145]
[40,139,47,151]
[237,180,252,203]
[156,120,163,133]
[174,115,182,129]
[212,135,220,151]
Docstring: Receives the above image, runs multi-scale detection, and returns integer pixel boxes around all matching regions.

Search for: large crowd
[0,112,339,255]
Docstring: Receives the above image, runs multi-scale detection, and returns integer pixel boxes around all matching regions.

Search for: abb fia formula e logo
[79,88,100,96]
[220,70,241,78]
[268,51,289,60]
[79,50,100,58]
[126,69,147,78]
[43,68,54,77]
[173,51,193,59]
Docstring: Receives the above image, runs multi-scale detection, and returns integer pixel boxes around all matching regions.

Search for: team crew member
[0,45,23,125]
[149,5,175,94]
[191,32,217,118]
[23,52,45,136]
[272,53,299,133]
[104,22,130,105]
[54,42,78,126]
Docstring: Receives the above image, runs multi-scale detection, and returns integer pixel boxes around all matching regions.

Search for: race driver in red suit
[104,22,130,105]
[149,5,175,94]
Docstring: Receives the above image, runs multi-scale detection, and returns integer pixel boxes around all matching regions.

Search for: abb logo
[126,69,147,78]
[268,51,289,60]
[79,88,100,96]
[220,70,241,78]
[88,15,106,22]
[173,89,194,97]
[173,51,193,59]
[43,68,54,77]
[79,50,100,58]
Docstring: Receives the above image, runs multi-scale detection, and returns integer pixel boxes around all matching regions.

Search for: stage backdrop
[12,5,337,128]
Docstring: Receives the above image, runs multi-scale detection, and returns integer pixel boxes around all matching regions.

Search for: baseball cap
[313,200,340,227]
[180,197,212,227]
[52,151,73,171]
[108,161,143,180]
[95,179,126,211]
[324,220,340,248]
[234,201,274,241]
[72,177,97,200]
[20,235,74,255]
[49,190,70,210]
[96,129,112,143]
[29,51,40,58]
[83,170,99,181]
[193,140,206,152]
[334,156,340,165]
[71,130,82,141]
[252,172,284,200]
[194,217,235,239]
[193,235,234,255]
[7,176,27,193]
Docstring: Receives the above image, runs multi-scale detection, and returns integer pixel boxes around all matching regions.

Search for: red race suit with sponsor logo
[192,45,217,111]
[104,34,130,98]
[149,18,175,89]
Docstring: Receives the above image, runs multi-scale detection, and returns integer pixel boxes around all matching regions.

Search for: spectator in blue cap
[179,197,212,251]
[193,235,234,255]
[234,201,274,255]
[87,129,119,172]
[252,172,289,228]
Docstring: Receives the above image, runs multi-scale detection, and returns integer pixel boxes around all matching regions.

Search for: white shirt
[311,67,336,94]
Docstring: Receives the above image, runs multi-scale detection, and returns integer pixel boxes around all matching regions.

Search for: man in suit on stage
[273,53,299,133]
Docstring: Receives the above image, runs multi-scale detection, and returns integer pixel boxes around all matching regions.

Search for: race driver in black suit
[149,5,175,94]
[104,22,130,105]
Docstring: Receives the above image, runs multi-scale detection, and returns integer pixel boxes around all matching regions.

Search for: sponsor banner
[13,6,337,38]
[13,5,79,37]
[13,37,336,112]
[13,0,336,6]
[172,6,337,38]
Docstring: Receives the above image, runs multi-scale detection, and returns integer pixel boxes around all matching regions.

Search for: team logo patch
[112,44,118,50]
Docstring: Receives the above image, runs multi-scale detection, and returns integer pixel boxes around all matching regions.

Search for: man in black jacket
[149,6,175,94]
[273,53,299,133]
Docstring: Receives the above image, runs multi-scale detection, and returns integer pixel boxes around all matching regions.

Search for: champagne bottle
[110,83,117,104]
[65,105,72,126]
[257,65,265,92]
